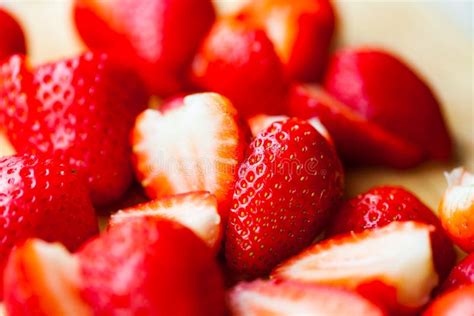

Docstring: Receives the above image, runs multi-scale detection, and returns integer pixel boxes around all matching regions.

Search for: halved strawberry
[132,92,247,218]
[423,285,474,316]
[110,191,222,252]
[4,239,92,316]
[0,9,26,62]
[228,279,387,316]
[272,221,439,314]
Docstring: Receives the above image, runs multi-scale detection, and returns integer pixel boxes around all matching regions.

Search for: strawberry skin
[0,9,26,62]
[78,217,225,315]
[226,118,344,277]
[0,53,149,206]
[423,285,474,316]
[439,253,474,294]
[0,154,98,298]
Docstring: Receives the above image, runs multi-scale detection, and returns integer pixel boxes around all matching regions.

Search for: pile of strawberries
[0,0,472,315]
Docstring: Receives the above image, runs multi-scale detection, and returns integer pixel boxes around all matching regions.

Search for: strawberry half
[74,0,215,96]
[228,279,387,316]
[0,53,149,206]
[272,221,439,314]
[0,9,26,62]
[327,186,456,281]
[423,285,474,316]
[132,92,247,218]
[4,239,92,316]
[439,253,474,294]
[110,191,222,253]
[225,118,344,277]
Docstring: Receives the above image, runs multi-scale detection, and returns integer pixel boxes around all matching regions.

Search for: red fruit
[239,0,336,81]
[324,48,452,162]
[110,191,222,253]
[132,92,247,218]
[229,279,387,316]
[78,217,225,315]
[327,186,456,280]
[0,9,26,62]
[225,118,344,277]
[273,221,439,314]
[439,253,474,294]
[4,239,92,316]
[423,285,474,316]
[191,18,288,118]
[0,154,98,298]
[0,53,148,205]
[288,83,424,168]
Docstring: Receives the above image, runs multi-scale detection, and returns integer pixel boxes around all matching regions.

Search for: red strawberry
[324,48,452,162]
[225,118,344,277]
[0,9,26,62]
[423,285,474,316]
[74,0,215,96]
[0,53,149,206]
[327,186,456,281]
[191,18,289,118]
[229,279,387,316]
[110,191,222,253]
[238,0,336,81]
[288,83,424,168]
[439,253,474,294]
[132,92,247,218]
[273,221,439,315]
[4,239,92,316]
[78,217,225,315]
[0,154,98,298]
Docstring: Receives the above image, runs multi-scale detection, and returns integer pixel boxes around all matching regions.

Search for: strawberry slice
[132,92,247,218]
[272,221,439,314]
[423,285,474,316]
[110,191,222,252]
[4,239,92,316]
[0,9,26,62]
[229,279,387,316]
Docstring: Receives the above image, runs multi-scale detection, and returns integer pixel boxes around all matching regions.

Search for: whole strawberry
[439,253,474,294]
[0,53,148,206]
[0,9,26,62]
[0,154,98,298]
[225,118,344,277]
[328,186,456,280]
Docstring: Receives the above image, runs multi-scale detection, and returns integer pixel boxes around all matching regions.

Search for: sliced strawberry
[132,92,247,218]
[272,221,439,314]
[423,285,474,316]
[4,239,92,316]
[288,83,424,168]
[229,279,387,316]
[110,191,222,252]
[0,9,26,62]
[439,253,474,294]
[324,48,452,161]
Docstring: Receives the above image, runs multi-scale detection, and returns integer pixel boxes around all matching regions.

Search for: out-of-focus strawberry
[288,83,424,168]
[423,285,474,316]
[324,48,452,162]
[110,191,222,253]
[225,118,344,277]
[74,0,215,96]
[4,239,92,316]
[327,186,456,281]
[439,253,474,294]
[0,154,98,298]
[78,217,225,315]
[229,279,387,316]
[238,0,336,81]
[191,18,289,118]
[0,53,148,206]
[273,221,439,315]
[0,9,26,62]
[438,167,474,253]
[132,93,247,219]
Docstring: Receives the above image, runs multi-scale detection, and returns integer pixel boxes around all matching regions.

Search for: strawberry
[438,167,474,253]
[272,221,439,314]
[191,18,289,118]
[225,118,344,277]
[423,285,474,316]
[0,9,26,62]
[0,154,98,298]
[288,83,424,168]
[238,0,336,81]
[327,186,456,281]
[324,48,452,162]
[110,191,222,253]
[4,239,92,316]
[439,253,474,294]
[229,279,387,316]
[74,0,215,96]
[78,217,225,315]
[131,92,248,218]
[0,53,149,206]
